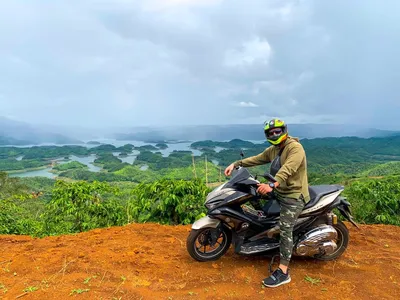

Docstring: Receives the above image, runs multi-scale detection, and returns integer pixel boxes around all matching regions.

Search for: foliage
[18,146,88,159]
[53,161,87,171]
[94,153,122,165]
[135,145,158,151]
[0,158,48,171]
[19,177,55,195]
[0,172,42,235]
[128,178,209,225]
[0,171,28,198]
[4,135,400,238]
[343,176,400,225]
[89,144,117,153]
[58,169,128,182]
[116,144,135,152]
[43,180,124,234]
[362,161,400,177]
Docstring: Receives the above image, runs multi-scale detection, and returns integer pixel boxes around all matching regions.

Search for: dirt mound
[0,222,399,299]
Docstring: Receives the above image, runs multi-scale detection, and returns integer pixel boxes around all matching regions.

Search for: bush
[42,180,125,235]
[128,178,209,225]
[343,176,400,225]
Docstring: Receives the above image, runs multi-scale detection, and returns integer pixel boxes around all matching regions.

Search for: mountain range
[1,116,399,145]
[112,124,400,142]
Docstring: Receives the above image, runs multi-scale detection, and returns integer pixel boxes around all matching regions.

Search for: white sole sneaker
[262,276,291,288]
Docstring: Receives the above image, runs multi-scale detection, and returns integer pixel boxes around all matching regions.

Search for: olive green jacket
[233,136,310,202]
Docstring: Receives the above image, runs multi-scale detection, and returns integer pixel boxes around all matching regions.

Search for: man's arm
[233,148,272,168]
[274,144,305,185]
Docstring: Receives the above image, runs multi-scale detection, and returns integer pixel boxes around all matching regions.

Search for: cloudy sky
[1,0,400,129]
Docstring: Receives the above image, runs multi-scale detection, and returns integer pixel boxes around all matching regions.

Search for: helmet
[264,119,288,145]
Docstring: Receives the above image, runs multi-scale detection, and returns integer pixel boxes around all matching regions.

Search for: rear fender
[332,197,360,229]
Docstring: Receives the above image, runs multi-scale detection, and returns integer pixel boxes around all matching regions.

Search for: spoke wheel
[186,227,232,262]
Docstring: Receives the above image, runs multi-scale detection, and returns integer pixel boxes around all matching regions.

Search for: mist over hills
[112,124,399,142]
[1,116,399,145]
[0,117,82,145]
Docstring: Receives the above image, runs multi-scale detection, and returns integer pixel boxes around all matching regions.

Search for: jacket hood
[278,136,300,148]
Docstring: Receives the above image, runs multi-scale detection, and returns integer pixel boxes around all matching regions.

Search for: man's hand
[224,163,235,176]
[256,183,273,195]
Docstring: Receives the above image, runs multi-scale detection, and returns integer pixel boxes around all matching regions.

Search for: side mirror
[239,150,245,167]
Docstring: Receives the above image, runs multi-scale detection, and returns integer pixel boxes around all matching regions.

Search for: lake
[6,139,265,178]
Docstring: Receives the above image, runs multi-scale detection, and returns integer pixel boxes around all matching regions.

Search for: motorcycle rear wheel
[186,227,232,262]
[316,220,349,261]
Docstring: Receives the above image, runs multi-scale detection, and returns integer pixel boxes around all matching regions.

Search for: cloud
[224,37,272,68]
[234,101,259,107]
[0,0,399,129]
[142,0,222,11]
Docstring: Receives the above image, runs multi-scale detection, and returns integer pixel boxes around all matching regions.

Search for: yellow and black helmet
[264,119,288,145]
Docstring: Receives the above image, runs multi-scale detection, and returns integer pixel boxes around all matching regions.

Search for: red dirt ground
[0,222,399,300]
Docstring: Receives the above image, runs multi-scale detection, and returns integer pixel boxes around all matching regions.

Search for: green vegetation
[116,144,135,152]
[43,180,124,234]
[156,143,168,149]
[94,153,122,165]
[135,145,158,151]
[343,176,400,225]
[53,161,87,171]
[128,179,208,224]
[0,172,210,236]
[361,161,400,177]
[1,135,400,238]
[191,139,255,150]
[0,158,48,171]
[0,172,41,235]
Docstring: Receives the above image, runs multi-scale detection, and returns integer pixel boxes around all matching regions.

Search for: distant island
[86,141,102,145]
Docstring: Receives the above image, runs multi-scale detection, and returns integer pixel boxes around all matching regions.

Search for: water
[9,154,102,178]
[68,154,102,172]
[4,139,249,178]
[112,151,138,164]
[9,167,56,179]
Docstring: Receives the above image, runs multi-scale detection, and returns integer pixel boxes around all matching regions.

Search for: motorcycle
[186,158,358,262]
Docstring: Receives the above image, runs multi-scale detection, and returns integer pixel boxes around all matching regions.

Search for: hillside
[0,222,399,299]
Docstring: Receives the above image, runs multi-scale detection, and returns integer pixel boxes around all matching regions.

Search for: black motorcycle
[186,165,358,262]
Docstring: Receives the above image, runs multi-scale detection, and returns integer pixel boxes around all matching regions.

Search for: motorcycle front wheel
[186,226,232,262]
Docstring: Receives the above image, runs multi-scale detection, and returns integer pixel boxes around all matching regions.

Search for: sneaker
[262,268,291,288]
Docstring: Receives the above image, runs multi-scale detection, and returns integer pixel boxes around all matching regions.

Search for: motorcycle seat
[261,184,344,216]
[304,184,343,209]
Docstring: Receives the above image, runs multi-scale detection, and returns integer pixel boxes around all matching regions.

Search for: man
[224,118,309,288]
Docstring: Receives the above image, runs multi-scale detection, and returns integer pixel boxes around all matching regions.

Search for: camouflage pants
[278,195,305,266]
